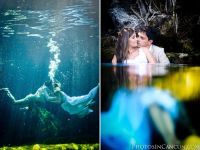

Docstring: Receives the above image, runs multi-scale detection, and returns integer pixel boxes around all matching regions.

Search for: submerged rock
[32,144,40,150]
[0,144,99,150]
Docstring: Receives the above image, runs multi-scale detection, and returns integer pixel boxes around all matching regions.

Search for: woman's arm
[142,48,156,64]
[112,55,117,65]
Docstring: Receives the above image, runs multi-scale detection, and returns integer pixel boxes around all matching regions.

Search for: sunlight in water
[47,38,61,81]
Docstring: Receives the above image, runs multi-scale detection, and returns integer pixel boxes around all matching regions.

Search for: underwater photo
[0,0,99,149]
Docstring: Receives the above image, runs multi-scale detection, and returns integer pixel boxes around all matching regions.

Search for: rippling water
[0,0,99,94]
[0,2,97,38]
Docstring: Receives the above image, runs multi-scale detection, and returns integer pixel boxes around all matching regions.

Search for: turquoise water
[0,0,99,146]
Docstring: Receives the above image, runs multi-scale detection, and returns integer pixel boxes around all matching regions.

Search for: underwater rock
[71,143,78,150]
[32,144,40,150]
[0,144,99,150]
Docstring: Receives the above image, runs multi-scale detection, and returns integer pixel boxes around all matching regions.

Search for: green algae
[0,143,99,150]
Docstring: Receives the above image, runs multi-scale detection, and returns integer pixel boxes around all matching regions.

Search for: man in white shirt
[136,25,170,64]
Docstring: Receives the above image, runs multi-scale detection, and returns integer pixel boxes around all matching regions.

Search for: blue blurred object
[101,87,179,150]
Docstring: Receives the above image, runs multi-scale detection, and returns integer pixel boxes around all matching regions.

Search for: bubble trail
[47,38,61,82]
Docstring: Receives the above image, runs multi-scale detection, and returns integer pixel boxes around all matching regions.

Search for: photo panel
[101,0,200,150]
[0,0,99,149]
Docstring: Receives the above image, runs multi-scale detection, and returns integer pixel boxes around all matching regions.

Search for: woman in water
[0,80,99,118]
[112,28,156,64]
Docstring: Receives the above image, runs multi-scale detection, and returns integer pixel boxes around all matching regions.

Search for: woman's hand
[112,55,117,65]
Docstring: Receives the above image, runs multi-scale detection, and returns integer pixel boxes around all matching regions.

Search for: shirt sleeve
[158,48,170,64]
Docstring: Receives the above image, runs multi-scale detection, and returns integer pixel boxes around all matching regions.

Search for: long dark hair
[115,28,135,63]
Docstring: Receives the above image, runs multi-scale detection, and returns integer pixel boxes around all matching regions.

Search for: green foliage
[179,39,193,52]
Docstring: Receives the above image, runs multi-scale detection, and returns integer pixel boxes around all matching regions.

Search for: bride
[1,80,99,118]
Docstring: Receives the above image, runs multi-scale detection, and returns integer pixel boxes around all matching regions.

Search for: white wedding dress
[123,49,148,64]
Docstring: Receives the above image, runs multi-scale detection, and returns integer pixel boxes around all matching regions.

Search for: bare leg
[149,104,180,145]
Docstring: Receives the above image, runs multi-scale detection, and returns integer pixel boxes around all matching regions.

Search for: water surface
[101,64,200,149]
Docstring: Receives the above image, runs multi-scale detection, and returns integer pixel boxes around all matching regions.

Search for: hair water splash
[47,36,61,82]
